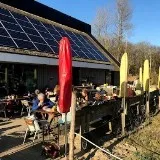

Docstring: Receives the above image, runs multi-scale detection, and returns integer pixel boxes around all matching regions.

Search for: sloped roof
[0,2,120,70]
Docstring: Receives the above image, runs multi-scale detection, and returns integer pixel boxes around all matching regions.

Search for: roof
[0,0,92,34]
[0,2,120,70]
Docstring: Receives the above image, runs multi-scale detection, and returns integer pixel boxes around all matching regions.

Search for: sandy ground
[1,112,160,160]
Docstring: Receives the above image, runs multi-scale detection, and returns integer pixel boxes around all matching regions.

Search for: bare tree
[115,0,133,60]
[93,7,108,37]
[92,7,111,49]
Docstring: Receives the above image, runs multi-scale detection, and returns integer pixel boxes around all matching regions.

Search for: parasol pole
[64,113,68,158]
[69,91,77,160]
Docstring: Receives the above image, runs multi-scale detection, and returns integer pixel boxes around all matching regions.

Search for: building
[0,0,120,94]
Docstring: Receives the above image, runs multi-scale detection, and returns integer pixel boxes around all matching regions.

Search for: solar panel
[0,8,11,16]
[0,27,9,37]
[35,43,52,53]
[16,19,33,28]
[11,12,28,21]
[0,13,16,23]
[28,34,45,44]
[0,7,109,62]
[45,38,58,46]
[0,35,16,47]
[8,30,29,40]
[34,24,48,33]
[50,45,59,55]
[14,39,36,50]
[22,26,39,36]
[39,31,53,39]
[2,21,22,32]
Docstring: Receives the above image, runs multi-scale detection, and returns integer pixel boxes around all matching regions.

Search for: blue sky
[37,0,160,46]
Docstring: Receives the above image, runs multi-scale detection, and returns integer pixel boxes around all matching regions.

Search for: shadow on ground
[2,143,45,160]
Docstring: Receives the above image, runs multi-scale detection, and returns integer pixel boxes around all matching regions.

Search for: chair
[21,100,31,116]
[23,117,41,144]
[0,102,7,118]
[23,116,51,144]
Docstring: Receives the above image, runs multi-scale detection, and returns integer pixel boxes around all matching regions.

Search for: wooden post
[159,90,160,110]
[34,68,37,80]
[69,92,77,160]
[121,98,126,135]
[5,67,8,83]
[79,115,85,151]
[145,92,150,118]
[121,113,125,135]
[159,95,160,110]
[79,110,90,151]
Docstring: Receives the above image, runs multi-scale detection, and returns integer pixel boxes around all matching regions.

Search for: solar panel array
[0,7,108,62]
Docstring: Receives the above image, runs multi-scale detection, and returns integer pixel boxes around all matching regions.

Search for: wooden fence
[74,89,159,150]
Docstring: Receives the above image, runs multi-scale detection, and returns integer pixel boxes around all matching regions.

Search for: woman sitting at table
[81,88,89,103]
[53,84,60,102]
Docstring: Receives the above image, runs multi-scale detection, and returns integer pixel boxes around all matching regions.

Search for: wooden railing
[74,90,159,150]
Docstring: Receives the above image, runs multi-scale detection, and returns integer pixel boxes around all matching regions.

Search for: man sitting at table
[92,92,103,105]
[32,93,54,111]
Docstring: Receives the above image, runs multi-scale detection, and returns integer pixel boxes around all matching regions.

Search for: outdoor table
[35,109,61,123]
[35,109,61,143]
[75,85,94,90]
[35,109,61,116]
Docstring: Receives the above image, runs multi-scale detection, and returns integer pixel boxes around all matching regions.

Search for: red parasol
[58,37,72,113]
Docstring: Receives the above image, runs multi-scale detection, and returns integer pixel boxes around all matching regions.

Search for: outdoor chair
[21,100,31,116]
[0,102,7,118]
[23,116,51,144]
[23,116,42,144]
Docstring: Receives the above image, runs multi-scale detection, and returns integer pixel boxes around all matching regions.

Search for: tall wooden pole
[5,67,8,83]
[34,68,37,80]
[69,91,77,160]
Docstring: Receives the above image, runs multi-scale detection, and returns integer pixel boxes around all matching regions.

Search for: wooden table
[35,109,61,116]
[35,109,61,143]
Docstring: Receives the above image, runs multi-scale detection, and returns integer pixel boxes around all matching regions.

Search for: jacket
[32,98,54,111]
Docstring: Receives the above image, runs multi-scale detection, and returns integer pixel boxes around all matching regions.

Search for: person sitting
[93,92,103,105]
[81,88,89,103]
[100,89,107,95]
[32,93,54,112]
[32,93,55,124]
[53,84,60,102]
[127,85,136,97]
[112,88,118,99]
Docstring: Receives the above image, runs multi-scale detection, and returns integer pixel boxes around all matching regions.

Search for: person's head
[35,89,40,96]
[127,84,130,88]
[113,88,117,94]
[38,93,45,102]
[81,88,88,97]
[54,85,60,95]
[95,92,101,100]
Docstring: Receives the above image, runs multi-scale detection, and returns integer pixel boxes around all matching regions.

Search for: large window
[0,63,37,96]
